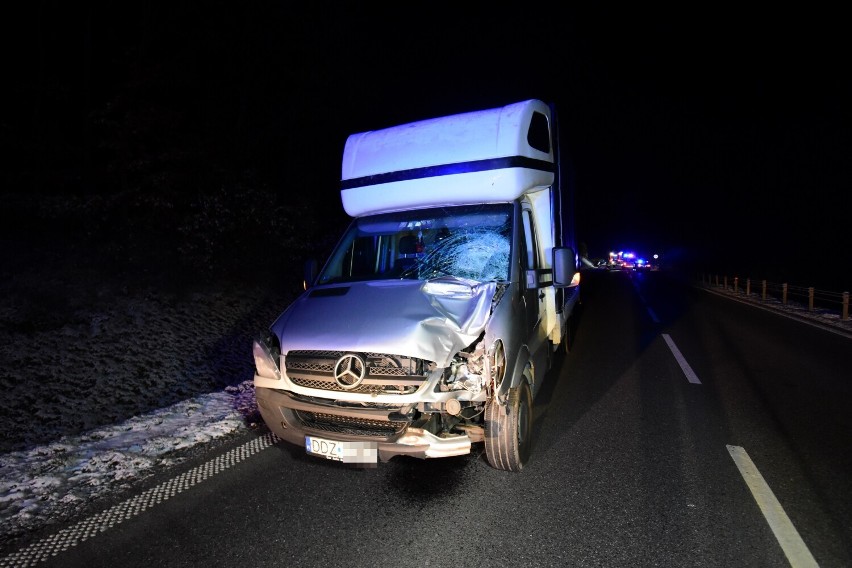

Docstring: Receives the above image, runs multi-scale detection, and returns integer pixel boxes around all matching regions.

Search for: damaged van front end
[254,205,520,465]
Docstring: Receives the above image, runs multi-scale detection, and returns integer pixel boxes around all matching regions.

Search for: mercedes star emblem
[333,354,366,390]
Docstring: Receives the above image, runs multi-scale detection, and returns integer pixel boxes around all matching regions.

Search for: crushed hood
[272,278,497,368]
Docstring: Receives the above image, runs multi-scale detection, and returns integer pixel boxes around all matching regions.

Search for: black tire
[484,381,533,472]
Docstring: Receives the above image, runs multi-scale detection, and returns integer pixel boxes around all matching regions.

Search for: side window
[527,111,551,154]
[344,237,375,277]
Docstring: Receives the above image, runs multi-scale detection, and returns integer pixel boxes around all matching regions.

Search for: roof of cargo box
[340,99,556,217]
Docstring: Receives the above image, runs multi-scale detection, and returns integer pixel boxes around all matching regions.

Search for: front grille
[290,378,394,395]
[286,350,429,395]
[295,410,407,437]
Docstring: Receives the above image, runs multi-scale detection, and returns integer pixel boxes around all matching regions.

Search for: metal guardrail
[698,273,850,323]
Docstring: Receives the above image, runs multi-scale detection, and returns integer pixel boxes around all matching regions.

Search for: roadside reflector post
[782,283,788,305]
[746,278,751,296]
[843,292,849,321]
[762,280,767,301]
[734,276,739,294]
[808,287,814,312]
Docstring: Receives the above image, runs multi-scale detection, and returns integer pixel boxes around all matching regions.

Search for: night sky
[4,4,850,290]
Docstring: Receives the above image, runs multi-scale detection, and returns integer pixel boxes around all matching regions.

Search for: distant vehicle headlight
[253,333,281,380]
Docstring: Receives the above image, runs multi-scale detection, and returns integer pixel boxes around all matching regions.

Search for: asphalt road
[4,270,851,568]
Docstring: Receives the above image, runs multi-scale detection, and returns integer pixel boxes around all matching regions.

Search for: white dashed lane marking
[639,278,817,565]
[662,333,702,384]
[727,445,819,568]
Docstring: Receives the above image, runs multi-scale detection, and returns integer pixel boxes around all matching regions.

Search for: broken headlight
[253,332,281,380]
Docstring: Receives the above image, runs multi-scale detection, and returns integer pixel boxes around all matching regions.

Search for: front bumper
[256,387,472,462]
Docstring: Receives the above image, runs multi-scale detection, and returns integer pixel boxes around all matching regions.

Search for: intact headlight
[253,333,281,380]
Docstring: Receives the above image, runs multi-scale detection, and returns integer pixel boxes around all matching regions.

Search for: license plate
[305,436,378,464]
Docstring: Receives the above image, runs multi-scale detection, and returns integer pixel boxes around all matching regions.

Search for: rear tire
[485,381,533,472]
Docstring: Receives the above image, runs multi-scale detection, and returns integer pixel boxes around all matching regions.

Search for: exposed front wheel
[484,381,533,472]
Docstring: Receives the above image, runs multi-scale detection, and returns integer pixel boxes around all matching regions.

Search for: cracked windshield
[319,204,512,284]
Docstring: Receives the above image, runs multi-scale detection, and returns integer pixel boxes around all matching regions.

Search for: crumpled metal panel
[272,278,496,368]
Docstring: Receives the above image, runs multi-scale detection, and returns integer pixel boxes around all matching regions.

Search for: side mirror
[552,247,577,287]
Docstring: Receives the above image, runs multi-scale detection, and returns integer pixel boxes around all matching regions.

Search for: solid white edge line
[661,333,701,384]
[0,432,279,568]
[726,445,819,568]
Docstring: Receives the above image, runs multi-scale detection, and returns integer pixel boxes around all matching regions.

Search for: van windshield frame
[317,203,514,285]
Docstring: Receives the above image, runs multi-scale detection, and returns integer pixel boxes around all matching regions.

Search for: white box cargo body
[340,99,556,217]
